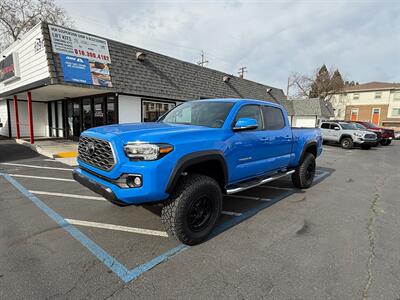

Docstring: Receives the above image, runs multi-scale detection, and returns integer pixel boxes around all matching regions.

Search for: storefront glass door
[67,100,81,140]
[65,94,118,140]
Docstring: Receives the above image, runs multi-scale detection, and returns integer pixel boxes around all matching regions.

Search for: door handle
[260,137,269,143]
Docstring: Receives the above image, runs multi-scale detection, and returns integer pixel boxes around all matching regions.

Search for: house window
[353,93,360,100]
[375,92,382,99]
[142,100,175,122]
[350,108,359,121]
[392,108,400,116]
[394,92,400,101]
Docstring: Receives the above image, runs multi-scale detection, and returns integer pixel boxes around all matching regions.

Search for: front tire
[341,137,353,149]
[161,174,222,245]
[292,153,316,189]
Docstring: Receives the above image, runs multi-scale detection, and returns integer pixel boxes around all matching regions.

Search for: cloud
[60,0,400,90]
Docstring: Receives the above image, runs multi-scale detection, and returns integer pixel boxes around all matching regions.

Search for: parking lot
[1,138,400,299]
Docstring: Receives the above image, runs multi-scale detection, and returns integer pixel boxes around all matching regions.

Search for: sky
[59,0,400,93]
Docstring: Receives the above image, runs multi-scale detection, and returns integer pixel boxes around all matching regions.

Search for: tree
[287,65,346,101]
[0,0,72,50]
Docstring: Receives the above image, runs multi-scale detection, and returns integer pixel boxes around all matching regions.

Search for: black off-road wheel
[292,153,316,189]
[341,137,353,149]
[161,174,222,245]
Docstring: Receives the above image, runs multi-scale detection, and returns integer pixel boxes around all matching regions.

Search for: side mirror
[334,127,340,131]
[233,118,258,131]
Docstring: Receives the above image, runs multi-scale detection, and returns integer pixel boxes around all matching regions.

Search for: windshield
[339,122,358,130]
[365,122,378,128]
[160,101,234,128]
[353,123,367,130]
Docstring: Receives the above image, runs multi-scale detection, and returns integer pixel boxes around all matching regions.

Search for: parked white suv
[320,121,377,149]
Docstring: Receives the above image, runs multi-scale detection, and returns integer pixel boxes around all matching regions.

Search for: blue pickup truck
[73,99,322,245]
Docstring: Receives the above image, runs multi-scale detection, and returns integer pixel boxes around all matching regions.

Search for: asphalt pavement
[0,137,399,299]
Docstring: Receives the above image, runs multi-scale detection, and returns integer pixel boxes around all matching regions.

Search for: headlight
[124,143,173,160]
[354,132,363,137]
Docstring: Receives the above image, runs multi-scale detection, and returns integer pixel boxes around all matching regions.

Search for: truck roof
[192,98,283,109]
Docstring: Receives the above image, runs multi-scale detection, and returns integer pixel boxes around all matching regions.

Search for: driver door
[229,105,267,182]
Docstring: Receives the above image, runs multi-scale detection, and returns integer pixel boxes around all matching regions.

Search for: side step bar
[226,170,295,195]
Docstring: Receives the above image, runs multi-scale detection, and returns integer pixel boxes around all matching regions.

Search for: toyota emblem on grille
[84,142,96,156]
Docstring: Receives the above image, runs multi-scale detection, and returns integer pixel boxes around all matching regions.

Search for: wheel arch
[165,150,228,194]
[299,141,318,163]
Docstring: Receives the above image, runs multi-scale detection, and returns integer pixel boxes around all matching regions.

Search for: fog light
[126,175,142,188]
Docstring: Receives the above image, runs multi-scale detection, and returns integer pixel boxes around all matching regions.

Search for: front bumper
[73,169,127,206]
[73,166,170,205]
[354,137,378,145]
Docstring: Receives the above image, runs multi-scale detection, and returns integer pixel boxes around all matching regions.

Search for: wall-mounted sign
[60,54,112,87]
[34,37,45,54]
[49,25,111,64]
[0,53,20,83]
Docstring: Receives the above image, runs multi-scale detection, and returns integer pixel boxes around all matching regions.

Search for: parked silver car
[320,121,377,149]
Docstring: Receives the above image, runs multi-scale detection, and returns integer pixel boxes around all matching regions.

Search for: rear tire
[161,174,222,245]
[292,153,316,189]
[341,137,353,149]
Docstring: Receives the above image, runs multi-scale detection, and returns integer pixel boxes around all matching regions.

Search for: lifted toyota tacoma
[73,99,323,245]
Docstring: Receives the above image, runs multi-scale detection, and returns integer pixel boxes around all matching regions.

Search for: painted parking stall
[0,159,330,283]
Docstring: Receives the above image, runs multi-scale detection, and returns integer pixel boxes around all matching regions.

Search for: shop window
[94,97,105,127]
[82,98,92,131]
[106,96,117,124]
[143,100,175,122]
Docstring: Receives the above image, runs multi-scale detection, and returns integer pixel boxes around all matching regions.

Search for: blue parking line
[0,170,330,284]
[1,173,189,283]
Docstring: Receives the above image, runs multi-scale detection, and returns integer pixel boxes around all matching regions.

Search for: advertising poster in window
[60,54,112,87]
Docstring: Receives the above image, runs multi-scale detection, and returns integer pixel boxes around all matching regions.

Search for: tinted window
[161,101,234,128]
[262,106,285,130]
[321,123,330,129]
[235,105,263,129]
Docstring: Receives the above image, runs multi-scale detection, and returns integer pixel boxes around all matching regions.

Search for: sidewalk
[16,138,78,166]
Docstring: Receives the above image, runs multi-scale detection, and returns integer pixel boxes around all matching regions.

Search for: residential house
[330,82,400,129]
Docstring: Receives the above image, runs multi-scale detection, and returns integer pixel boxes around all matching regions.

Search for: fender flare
[299,141,318,163]
[165,150,228,194]
[339,134,353,142]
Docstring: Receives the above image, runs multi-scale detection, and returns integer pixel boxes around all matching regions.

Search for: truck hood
[83,122,219,143]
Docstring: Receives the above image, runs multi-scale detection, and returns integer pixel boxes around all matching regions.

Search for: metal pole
[13,95,21,139]
[27,91,34,144]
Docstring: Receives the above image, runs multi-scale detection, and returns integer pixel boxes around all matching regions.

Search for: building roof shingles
[42,23,286,103]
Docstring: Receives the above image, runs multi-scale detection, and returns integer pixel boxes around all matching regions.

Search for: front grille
[365,134,376,139]
[78,136,115,171]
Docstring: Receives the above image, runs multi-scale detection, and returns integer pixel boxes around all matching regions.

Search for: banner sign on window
[49,25,111,64]
[60,54,112,87]
[0,53,20,83]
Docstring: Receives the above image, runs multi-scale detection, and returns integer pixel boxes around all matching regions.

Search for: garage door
[292,116,316,128]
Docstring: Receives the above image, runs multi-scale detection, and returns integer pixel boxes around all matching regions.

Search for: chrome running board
[226,170,295,195]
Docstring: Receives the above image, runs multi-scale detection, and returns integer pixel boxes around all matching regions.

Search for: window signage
[60,54,112,87]
[0,53,20,83]
[49,25,111,64]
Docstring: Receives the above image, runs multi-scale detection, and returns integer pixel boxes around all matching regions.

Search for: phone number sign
[49,25,111,64]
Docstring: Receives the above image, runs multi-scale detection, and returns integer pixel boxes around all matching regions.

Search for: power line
[197,50,209,67]
[238,66,248,78]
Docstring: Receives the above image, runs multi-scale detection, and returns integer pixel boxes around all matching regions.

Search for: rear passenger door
[260,105,292,172]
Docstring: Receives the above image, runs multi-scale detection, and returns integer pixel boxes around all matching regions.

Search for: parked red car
[351,121,395,145]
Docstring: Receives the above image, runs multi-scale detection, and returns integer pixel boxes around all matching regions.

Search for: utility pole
[238,66,247,79]
[197,50,208,67]
[286,77,290,99]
